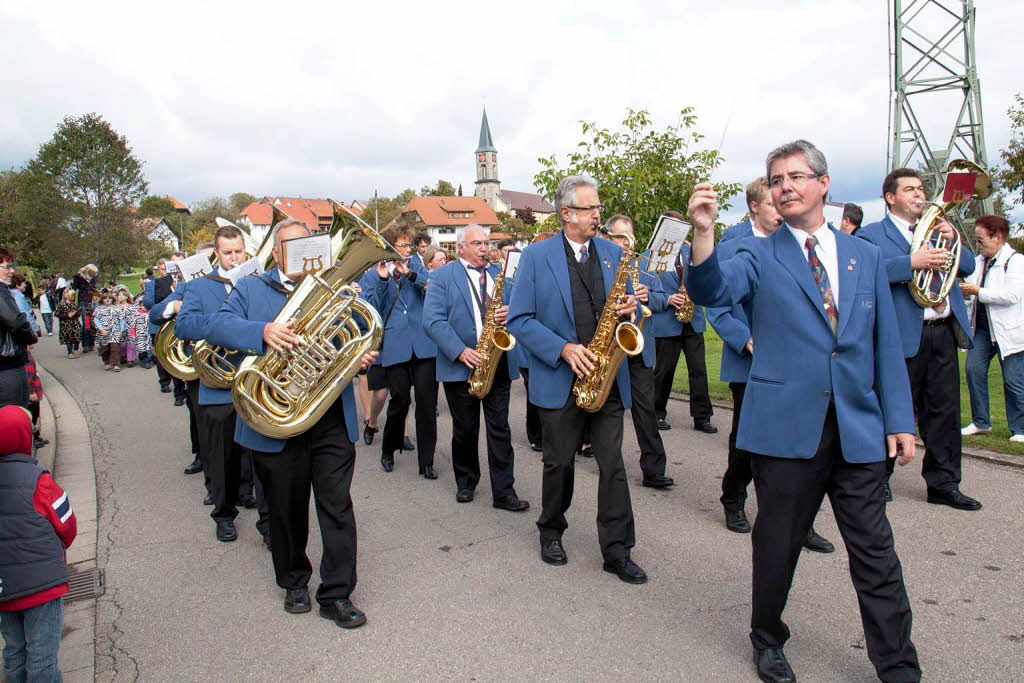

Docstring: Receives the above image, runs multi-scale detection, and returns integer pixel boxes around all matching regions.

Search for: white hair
[553,175,599,226]
[456,224,490,244]
[272,218,312,247]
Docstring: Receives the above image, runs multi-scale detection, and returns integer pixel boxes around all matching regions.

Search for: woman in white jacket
[960,215,1024,443]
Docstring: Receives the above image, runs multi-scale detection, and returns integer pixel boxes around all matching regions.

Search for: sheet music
[645,215,692,273]
[503,250,522,279]
[823,201,845,229]
[225,255,264,286]
[281,233,333,277]
[171,253,214,282]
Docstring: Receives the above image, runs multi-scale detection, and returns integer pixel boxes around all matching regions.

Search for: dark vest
[0,454,68,603]
[562,236,606,346]
[154,274,174,304]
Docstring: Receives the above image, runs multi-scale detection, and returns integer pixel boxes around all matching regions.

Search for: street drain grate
[63,567,104,603]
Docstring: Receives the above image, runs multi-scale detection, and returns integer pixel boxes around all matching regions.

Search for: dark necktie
[805,236,838,336]
[471,266,491,322]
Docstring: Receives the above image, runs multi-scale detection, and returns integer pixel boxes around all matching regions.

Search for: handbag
[0,329,17,358]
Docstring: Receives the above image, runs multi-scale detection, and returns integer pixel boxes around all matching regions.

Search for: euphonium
[153,249,219,381]
[231,209,400,439]
[572,234,645,412]
[909,159,993,308]
[192,204,289,389]
[467,268,516,398]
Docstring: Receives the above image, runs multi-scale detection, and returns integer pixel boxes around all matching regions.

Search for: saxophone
[673,255,696,323]
[572,235,645,413]
[631,258,653,333]
[467,268,516,398]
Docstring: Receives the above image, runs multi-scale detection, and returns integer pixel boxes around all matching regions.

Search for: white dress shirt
[460,258,494,341]
[889,212,950,320]
[752,223,771,238]
[563,234,591,262]
[277,269,296,293]
[217,266,233,295]
[787,221,841,310]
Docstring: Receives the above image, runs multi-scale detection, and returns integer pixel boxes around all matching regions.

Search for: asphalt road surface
[36,340,1023,682]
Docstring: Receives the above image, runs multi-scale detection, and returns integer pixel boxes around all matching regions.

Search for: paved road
[35,340,1023,682]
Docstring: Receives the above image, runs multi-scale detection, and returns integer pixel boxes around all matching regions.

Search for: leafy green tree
[419,179,457,196]
[997,92,1024,207]
[137,195,177,219]
[229,192,258,215]
[360,189,416,229]
[534,108,741,247]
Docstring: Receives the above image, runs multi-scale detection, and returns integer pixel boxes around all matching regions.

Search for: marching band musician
[422,224,529,511]
[205,218,376,628]
[173,225,267,545]
[685,140,921,683]
[145,254,188,405]
[507,175,647,584]
[602,215,674,489]
[857,169,981,510]
[358,224,439,478]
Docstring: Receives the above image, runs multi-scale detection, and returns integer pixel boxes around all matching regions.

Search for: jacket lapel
[546,237,575,323]
[594,238,616,297]
[453,261,476,318]
[884,216,911,254]
[835,228,860,338]
[774,228,831,330]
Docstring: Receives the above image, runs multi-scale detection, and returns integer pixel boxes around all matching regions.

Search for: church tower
[474,107,501,210]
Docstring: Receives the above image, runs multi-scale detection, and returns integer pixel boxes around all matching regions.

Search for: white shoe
[961,423,992,436]
[47,332,53,336]
[103,364,112,371]
[1010,434,1024,443]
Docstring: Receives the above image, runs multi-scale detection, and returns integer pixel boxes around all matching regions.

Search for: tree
[534,108,742,247]
[137,195,177,219]
[997,92,1024,206]
[21,113,149,279]
[229,192,258,215]
[358,189,416,229]
[515,207,536,226]
[419,179,457,196]
[185,225,214,253]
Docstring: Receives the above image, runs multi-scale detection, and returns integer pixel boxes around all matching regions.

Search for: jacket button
[831,352,838,359]
[824,390,832,396]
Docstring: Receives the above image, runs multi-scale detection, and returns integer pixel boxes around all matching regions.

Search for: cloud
[1,0,1021,226]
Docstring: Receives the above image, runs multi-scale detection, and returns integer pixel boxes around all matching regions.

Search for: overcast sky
[2,0,1021,226]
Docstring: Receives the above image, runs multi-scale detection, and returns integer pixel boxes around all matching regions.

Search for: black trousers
[240,448,271,540]
[889,320,962,492]
[382,354,437,469]
[520,367,543,446]
[627,356,668,479]
[750,404,919,682]
[653,325,713,422]
[0,366,28,409]
[196,402,241,522]
[185,380,202,476]
[252,407,357,603]
[442,355,516,498]
[537,389,635,562]
[721,382,754,511]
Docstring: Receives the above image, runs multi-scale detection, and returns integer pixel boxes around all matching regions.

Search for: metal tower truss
[888,0,992,211]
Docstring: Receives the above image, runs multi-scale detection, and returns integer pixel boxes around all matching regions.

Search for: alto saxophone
[572,235,645,413]
[467,268,516,398]
[631,258,653,333]
[673,261,696,323]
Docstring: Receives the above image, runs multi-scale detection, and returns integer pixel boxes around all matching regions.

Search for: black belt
[923,315,952,327]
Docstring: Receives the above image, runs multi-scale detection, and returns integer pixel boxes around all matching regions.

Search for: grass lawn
[116,272,147,296]
[670,327,1022,457]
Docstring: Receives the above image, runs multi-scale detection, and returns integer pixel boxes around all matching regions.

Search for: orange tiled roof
[400,196,499,227]
[240,202,273,225]
[240,197,363,227]
[165,195,188,211]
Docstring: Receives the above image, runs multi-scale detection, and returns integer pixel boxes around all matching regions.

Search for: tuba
[231,206,399,439]
[192,204,289,389]
[467,268,516,398]
[909,159,993,308]
[572,234,645,412]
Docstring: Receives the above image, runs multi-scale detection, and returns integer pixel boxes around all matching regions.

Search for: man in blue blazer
[685,140,920,683]
[507,175,645,584]
[358,223,438,477]
[144,255,186,400]
[423,225,529,511]
[858,168,981,511]
[706,221,834,553]
[205,218,376,628]
[174,225,261,544]
[502,246,544,452]
[604,215,674,489]
[651,211,715,434]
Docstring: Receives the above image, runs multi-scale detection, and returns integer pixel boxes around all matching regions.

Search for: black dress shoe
[380,454,394,472]
[238,494,257,509]
[402,436,415,451]
[203,493,213,506]
[694,420,718,434]
[641,474,674,489]
[160,385,172,393]
[725,508,751,534]
[577,445,594,458]
[173,397,185,407]
[602,556,648,584]
[927,488,982,511]
[754,646,796,682]
[284,587,311,614]
[215,520,237,542]
[420,465,437,480]
[883,479,893,502]
[362,420,377,446]
[320,599,367,629]
[455,488,474,503]
[657,418,671,431]
[493,495,529,512]
[540,538,567,565]
[804,528,835,553]
[33,433,50,446]
[183,457,203,475]
[33,436,47,449]
[530,442,543,452]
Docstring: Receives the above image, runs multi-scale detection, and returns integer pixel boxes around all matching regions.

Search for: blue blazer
[174,275,234,405]
[358,259,436,367]
[705,237,754,383]
[423,260,520,383]
[720,218,753,243]
[507,234,633,410]
[205,268,360,453]
[503,275,530,371]
[857,216,975,357]
[653,244,706,337]
[142,279,161,334]
[147,281,186,328]
[686,225,914,462]
[635,254,668,368]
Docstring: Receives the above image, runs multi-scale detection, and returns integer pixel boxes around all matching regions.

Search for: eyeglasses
[393,242,412,249]
[462,240,488,248]
[768,173,824,189]
[0,262,14,270]
[568,204,605,214]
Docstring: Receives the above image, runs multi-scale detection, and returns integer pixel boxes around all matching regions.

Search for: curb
[668,390,1023,470]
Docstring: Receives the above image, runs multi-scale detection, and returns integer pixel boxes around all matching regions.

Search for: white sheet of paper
[503,250,522,279]
[172,253,214,282]
[225,255,264,285]
[282,233,333,277]
[823,202,845,230]
[646,215,693,273]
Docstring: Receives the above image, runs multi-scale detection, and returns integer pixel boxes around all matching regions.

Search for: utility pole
[888,0,992,214]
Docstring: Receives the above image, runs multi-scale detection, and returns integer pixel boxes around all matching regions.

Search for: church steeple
[474,106,500,210]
